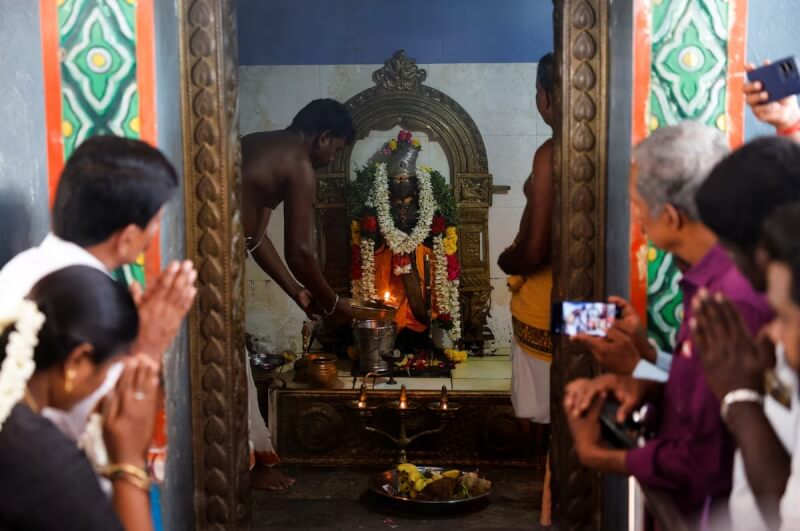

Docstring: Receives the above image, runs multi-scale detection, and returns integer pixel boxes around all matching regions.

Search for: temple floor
[251,465,546,530]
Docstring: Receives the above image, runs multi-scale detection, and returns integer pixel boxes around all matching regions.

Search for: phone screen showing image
[552,301,619,337]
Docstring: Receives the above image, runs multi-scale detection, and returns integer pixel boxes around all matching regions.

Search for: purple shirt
[626,244,774,519]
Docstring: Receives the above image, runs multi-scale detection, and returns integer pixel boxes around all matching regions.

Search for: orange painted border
[727,0,748,148]
[135,0,162,280]
[629,0,652,323]
[40,0,64,207]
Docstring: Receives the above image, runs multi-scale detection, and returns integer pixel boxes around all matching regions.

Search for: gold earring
[64,369,76,393]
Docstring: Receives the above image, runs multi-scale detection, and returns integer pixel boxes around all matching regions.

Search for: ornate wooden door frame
[176,0,609,528]
[551,0,608,529]
[179,0,250,528]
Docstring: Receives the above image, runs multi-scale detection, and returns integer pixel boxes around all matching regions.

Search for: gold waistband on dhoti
[512,316,553,358]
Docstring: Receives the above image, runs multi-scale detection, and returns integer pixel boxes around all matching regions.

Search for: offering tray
[369,465,491,511]
[348,298,398,321]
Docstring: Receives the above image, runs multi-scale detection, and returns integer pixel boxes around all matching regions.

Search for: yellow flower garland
[443,227,458,256]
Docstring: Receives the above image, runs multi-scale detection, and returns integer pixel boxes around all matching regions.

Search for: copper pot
[306,354,339,389]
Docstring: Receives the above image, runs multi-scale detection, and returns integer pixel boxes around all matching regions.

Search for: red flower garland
[350,244,363,280]
[430,215,446,235]
[360,215,378,237]
[446,254,460,281]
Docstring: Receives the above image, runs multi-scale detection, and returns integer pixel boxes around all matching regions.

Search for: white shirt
[632,349,672,382]
[0,233,122,441]
[729,345,800,531]
[780,389,800,530]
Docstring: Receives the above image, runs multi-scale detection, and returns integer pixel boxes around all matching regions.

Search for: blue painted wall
[238,0,554,65]
[745,0,800,139]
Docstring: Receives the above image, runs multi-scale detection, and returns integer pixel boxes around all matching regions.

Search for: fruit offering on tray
[395,463,491,501]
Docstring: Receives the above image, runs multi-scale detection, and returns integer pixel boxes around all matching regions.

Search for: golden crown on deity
[384,130,422,181]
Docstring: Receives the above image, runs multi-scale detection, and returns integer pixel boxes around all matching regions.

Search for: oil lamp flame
[440,385,448,410]
[383,291,391,303]
[399,384,408,409]
[357,384,368,409]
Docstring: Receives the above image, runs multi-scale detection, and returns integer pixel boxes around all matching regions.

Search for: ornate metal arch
[316,50,495,346]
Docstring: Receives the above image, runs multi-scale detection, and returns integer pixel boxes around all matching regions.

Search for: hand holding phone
[747,57,800,104]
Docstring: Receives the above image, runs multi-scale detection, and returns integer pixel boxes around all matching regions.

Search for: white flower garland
[432,235,462,342]
[355,237,377,300]
[351,161,461,341]
[368,164,436,256]
[0,300,45,432]
[448,279,462,342]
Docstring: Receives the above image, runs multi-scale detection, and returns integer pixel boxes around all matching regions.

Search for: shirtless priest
[241,99,356,489]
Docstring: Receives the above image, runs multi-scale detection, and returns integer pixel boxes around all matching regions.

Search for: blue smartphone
[747,57,800,103]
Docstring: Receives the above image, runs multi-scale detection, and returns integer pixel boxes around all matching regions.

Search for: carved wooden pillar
[179,0,250,528]
[551,0,608,529]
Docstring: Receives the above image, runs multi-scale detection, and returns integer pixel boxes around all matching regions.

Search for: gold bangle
[99,463,151,492]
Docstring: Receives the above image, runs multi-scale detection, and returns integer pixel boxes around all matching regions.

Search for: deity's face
[389,173,420,233]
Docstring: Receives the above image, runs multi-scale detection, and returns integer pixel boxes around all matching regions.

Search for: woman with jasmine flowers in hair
[0,266,158,531]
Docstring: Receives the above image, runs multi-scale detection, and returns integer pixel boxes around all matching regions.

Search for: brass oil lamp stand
[347,384,460,464]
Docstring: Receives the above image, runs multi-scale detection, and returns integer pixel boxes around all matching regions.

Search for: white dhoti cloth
[510,337,551,423]
[246,354,276,455]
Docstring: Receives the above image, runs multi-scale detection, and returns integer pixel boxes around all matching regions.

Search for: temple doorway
[238,1,553,528]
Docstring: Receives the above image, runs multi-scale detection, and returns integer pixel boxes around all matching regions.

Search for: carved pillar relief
[551,0,607,529]
[179,0,250,528]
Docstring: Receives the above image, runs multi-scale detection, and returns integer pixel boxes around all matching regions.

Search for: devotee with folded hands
[0,266,159,530]
[694,135,800,530]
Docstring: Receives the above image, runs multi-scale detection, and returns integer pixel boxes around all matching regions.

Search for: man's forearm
[287,251,337,312]
[727,401,790,526]
[580,445,629,475]
[251,237,301,298]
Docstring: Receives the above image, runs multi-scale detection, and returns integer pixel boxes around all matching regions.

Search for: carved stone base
[269,389,547,467]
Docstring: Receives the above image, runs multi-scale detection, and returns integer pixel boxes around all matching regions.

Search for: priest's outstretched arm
[283,160,352,323]
[248,207,314,317]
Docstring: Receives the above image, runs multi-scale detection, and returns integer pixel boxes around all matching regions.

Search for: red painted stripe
[40,0,64,207]
[629,0,652,323]
[727,0,748,148]
[136,0,162,280]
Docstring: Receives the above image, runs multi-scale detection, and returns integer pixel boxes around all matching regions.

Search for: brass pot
[293,357,310,383]
[306,354,339,389]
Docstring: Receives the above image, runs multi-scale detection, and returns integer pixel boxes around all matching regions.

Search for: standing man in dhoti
[241,99,356,489]
[497,52,555,525]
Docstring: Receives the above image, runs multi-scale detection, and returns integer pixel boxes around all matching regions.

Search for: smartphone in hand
[551,301,621,337]
[748,57,800,103]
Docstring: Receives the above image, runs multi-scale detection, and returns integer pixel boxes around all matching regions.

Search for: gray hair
[633,121,730,221]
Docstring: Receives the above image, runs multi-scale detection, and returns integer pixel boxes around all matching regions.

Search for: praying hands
[129,260,198,364]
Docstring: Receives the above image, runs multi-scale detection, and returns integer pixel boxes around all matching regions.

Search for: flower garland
[369,163,436,258]
[432,232,462,341]
[348,131,462,341]
[0,300,45,432]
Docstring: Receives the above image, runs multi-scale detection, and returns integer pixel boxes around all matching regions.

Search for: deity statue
[349,131,462,343]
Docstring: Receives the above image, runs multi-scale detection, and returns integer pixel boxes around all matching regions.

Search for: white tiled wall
[239,63,552,352]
